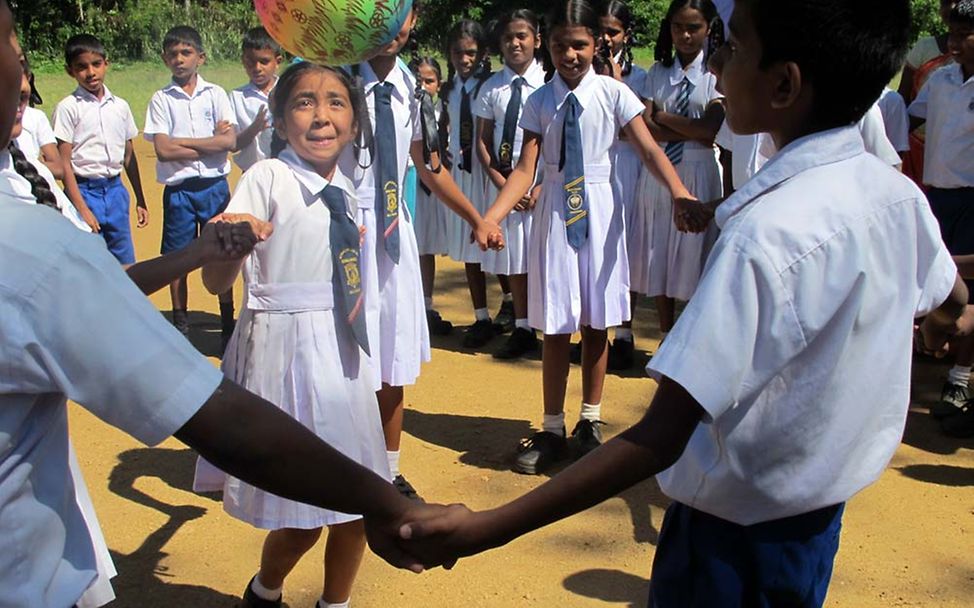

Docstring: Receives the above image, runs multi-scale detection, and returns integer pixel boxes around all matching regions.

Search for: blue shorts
[161,176,230,254]
[648,502,844,608]
[927,187,974,302]
[78,175,135,264]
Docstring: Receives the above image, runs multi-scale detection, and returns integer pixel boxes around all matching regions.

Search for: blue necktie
[498,76,525,175]
[373,82,400,263]
[560,93,587,250]
[664,76,693,165]
[459,85,474,173]
[322,185,370,356]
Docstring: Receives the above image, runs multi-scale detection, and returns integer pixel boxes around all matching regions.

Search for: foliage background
[13,0,951,67]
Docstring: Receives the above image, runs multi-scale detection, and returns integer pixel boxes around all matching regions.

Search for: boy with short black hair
[230,26,282,171]
[54,33,148,264]
[144,25,237,340]
[393,1,974,605]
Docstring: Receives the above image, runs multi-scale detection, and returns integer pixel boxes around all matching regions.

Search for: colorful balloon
[254,0,413,65]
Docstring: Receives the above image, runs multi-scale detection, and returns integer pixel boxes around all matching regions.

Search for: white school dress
[338,60,430,388]
[475,60,546,276]
[444,74,490,264]
[414,98,450,256]
[610,62,649,251]
[192,150,390,529]
[630,51,723,301]
[520,68,644,334]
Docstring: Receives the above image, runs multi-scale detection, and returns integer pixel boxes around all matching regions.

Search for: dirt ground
[67,139,974,607]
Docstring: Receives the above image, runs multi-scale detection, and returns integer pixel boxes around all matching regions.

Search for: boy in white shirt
[391,1,974,605]
[230,27,282,172]
[144,26,237,341]
[908,0,974,435]
[53,34,148,264]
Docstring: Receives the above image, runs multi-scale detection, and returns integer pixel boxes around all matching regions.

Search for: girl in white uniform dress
[480,0,694,475]
[474,9,547,360]
[194,63,388,608]
[629,0,725,335]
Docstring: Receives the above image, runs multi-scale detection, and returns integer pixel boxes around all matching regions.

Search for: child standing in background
[54,34,149,265]
[231,27,282,172]
[144,26,237,341]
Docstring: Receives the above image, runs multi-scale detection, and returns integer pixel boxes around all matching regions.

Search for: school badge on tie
[383,179,399,237]
[561,92,588,250]
[339,248,362,297]
[564,176,587,232]
[499,142,512,165]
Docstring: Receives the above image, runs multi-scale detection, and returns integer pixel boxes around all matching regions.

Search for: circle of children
[3,0,974,606]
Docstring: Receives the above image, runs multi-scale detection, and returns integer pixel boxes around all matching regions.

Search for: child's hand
[673,197,711,233]
[916,305,974,358]
[136,204,149,228]
[202,213,273,261]
[214,120,233,136]
[80,207,101,233]
[487,230,506,251]
[359,224,366,247]
[472,218,503,251]
[252,106,269,132]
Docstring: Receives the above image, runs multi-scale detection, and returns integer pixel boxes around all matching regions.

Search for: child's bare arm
[232,106,268,153]
[56,140,100,233]
[123,140,149,228]
[174,120,237,154]
[484,132,540,225]
[917,275,974,356]
[152,133,202,162]
[39,142,63,180]
[476,117,507,190]
[655,100,725,146]
[642,100,686,142]
[624,117,694,202]
[955,255,974,279]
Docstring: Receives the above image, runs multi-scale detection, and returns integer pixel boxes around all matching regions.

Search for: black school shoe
[607,338,635,371]
[493,327,539,359]
[393,474,423,501]
[571,419,605,457]
[514,430,568,475]
[942,400,974,438]
[426,309,454,336]
[492,300,516,334]
[239,576,282,608]
[930,381,971,419]
[462,319,496,348]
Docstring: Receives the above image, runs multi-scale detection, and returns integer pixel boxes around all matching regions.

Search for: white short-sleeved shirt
[858,103,901,167]
[473,61,546,166]
[53,85,139,179]
[906,36,945,70]
[714,122,773,190]
[908,63,974,188]
[230,80,275,171]
[0,150,91,232]
[15,107,56,161]
[521,68,644,168]
[641,51,721,154]
[0,194,222,607]
[144,75,236,185]
[877,87,910,153]
[647,126,956,525]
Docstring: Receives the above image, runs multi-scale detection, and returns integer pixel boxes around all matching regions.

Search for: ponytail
[8,141,58,210]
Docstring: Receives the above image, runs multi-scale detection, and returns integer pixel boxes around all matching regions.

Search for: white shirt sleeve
[858,105,901,167]
[121,99,139,141]
[715,119,733,150]
[915,196,960,316]
[31,110,56,148]
[1,226,222,446]
[472,85,493,120]
[615,82,646,128]
[881,93,910,152]
[143,92,171,139]
[214,88,237,127]
[224,163,272,219]
[908,79,930,119]
[52,99,78,144]
[518,88,543,135]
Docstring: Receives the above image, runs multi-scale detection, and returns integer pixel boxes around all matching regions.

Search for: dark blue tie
[664,77,693,165]
[560,93,587,250]
[373,82,400,263]
[459,84,474,173]
[322,185,370,355]
[498,76,524,175]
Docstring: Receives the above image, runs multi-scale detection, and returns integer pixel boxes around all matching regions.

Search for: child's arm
[172,120,237,155]
[654,100,725,146]
[476,117,507,190]
[232,106,268,153]
[152,133,203,162]
[397,376,704,566]
[623,117,694,202]
[39,143,64,180]
[642,100,686,143]
[123,139,149,228]
[917,275,974,356]
[482,132,541,228]
[56,141,100,233]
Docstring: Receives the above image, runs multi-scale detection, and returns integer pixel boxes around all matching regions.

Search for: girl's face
[450,35,481,79]
[277,70,357,176]
[670,6,710,62]
[0,3,23,149]
[500,19,540,72]
[9,72,28,140]
[549,25,596,87]
[947,19,974,75]
[600,15,627,56]
[416,63,441,96]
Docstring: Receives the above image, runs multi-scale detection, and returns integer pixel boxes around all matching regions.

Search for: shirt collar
[947,63,974,87]
[279,146,357,213]
[715,125,865,229]
[164,74,214,98]
[503,61,543,87]
[242,78,276,99]
[552,66,598,111]
[73,84,116,103]
[356,61,409,102]
[456,74,480,94]
[669,51,706,87]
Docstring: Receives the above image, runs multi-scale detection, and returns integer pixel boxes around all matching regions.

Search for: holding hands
[673,197,715,233]
[200,212,273,262]
[473,217,505,252]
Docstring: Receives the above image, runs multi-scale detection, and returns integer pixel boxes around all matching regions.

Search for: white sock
[386,450,400,478]
[318,599,350,608]
[542,412,566,436]
[580,402,602,422]
[615,327,633,341]
[502,292,513,302]
[474,307,490,321]
[948,365,972,387]
[425,297,433,310]
[515,318,531,330]
[251,574,282,601]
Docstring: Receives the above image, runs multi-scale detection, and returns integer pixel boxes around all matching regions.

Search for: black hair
[241,26,282,55]
[654,0,724,68]
[439,19,492,105]
[8,141,58,210]
[493,9,544,65]
[545,0,607,75]
[64,33,106,66]
[950,0,974,27]
[408,56,443,86]
[603,0,637,76]
[268,61,363,159]
[162,26,204,53]
[743,0,911,128]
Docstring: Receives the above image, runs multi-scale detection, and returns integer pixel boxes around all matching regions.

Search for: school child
[475,9,546,360]
[53,34,149,264]
[476,0,692,475]
[339,5,499,498]
[396,3,972,604]
[629,0,724,337]
[231,26,282,172]
[409,56,455,335]
[144,26,237,340]
[878,87,911,160]
[909,0,974,437]
[598,0,649,370]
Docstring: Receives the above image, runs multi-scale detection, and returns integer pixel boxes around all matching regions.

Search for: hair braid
[8,141,58,210]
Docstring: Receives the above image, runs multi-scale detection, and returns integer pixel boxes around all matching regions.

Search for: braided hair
[654,0,724,69]
[545,0,608,76]
[8,141,58,210]
[439,19,492,107]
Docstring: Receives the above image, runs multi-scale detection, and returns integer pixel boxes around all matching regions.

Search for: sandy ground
[66,140,974,607]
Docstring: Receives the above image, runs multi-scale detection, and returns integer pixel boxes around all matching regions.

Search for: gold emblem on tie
[499,142,512,163]
[339,248,362,295]
[384,180,398,219]
[564,175,586,224]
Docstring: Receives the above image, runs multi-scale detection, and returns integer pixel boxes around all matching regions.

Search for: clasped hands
[199,212,274,261]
